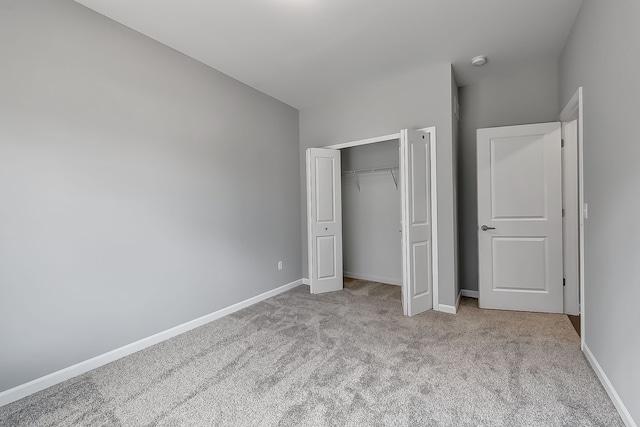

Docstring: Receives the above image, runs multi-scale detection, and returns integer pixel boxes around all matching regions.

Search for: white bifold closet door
[306,148,343,294]
[400,130,433,316]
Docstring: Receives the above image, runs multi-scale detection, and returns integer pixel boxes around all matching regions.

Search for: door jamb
[321,127,439,312]
[561,121,579,316]
[559,87,585,350]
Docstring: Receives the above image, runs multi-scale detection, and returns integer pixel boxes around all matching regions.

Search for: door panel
[307,148,342,294]
[401,129,433,315]
[491,136,546,218]
[317,236,336,279]
[492,237,547,291]
[411,141,429,223]
[412,242,430,295]
[477,122,563,313]
[315,157,336,222]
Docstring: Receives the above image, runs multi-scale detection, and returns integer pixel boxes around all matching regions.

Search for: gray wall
[0,0,301,393]
[341,141,402,285]
[299,62,458,306]
[457,58,560,292]
[560,0,640,420]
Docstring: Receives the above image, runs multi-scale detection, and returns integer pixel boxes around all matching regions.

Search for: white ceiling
[74,0,583,109]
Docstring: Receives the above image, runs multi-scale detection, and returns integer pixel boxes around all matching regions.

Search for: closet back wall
[342,141,402,285]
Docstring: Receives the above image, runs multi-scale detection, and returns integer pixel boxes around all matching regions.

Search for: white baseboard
[0,278,305,408]
[460,289,479,299]
[437,290,461,314]
[438,304,457,314]
[438,303,457,314]
[302,278,310,285]
[343,271,402,286]
[583,344,637,427]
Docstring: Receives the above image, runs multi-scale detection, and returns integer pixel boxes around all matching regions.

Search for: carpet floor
[0,281,623,426]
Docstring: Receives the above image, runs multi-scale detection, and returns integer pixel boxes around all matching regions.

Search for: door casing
[559,87,585,349]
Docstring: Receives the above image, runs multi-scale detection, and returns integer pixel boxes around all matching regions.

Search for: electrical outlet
[277,261,283,271]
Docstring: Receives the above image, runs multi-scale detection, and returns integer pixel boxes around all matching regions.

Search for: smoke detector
[471,56,488,66]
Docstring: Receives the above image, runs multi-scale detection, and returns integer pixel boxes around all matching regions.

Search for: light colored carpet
[0,281,623,426]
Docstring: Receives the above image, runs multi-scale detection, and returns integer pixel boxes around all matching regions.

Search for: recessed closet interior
[341,139,402,287]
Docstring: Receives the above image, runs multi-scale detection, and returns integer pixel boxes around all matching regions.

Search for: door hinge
[561,139,565,148]
[563,278,566,287]
[562,208,565,217]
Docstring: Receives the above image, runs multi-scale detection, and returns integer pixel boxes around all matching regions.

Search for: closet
[306,128,437,316]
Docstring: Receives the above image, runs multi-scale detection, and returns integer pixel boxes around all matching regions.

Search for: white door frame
[321,127,439,312]
[561,119,579,316]
[559,87,585,349]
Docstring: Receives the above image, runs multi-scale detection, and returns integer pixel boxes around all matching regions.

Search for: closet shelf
[341,166,399,175]
[342,166,399,191]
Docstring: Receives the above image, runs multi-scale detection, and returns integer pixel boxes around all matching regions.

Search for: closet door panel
[306,148,343,294]
[401,130,433,315]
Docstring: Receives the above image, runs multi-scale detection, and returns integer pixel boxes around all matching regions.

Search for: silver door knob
[481,225,496,231]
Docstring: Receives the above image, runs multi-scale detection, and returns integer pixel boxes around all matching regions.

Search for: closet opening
[306,128,439,316]
[341,140,402,292]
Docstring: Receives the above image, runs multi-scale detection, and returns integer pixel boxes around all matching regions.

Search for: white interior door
[401,129,433,315]
[306,148,343,294]
[477,122,563,313]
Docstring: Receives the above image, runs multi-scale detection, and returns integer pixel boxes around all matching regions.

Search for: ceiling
[74,0,583,110]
